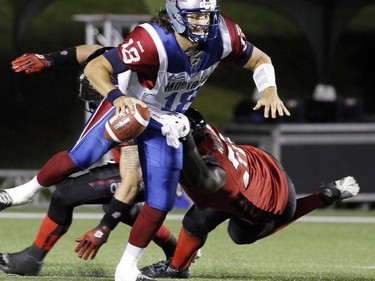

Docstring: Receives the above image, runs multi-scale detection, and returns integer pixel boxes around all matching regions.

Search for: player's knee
[228,228,257,245]
[68,150,105,170]
[51,185,75,209]
[182,212,211,236]
[146,194,175,212]
[228,218,258,245]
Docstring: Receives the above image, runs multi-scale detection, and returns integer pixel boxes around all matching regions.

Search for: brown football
[104,103,150,142]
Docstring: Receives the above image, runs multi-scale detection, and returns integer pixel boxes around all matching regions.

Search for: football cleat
[0,190,13,211]
[319,176,360,205]
[115,263,157,281]
[140,258,191,279]
[0,247,43,276]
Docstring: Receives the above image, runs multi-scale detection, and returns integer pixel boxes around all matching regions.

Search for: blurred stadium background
[0,0,375,209]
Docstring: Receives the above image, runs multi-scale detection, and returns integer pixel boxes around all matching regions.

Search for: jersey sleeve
[117,25,160,76]
[220,15,254,66]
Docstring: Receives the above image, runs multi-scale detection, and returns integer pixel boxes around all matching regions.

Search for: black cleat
[140,259,191,279]
[319,176,360,205]
[0,190,13,211]
[0,246,43,276]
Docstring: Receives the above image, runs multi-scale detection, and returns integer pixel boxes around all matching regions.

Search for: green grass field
[0,209,374,281]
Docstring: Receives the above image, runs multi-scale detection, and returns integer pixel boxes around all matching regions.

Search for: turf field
[0,208,374,281]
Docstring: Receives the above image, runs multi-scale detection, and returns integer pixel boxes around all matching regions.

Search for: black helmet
[77,47,115,112]
[77,71,103,112]
[185,107,206,142]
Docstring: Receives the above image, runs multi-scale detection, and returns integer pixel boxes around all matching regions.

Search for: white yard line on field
[353,266,375,270]
[0,212,374,223]
[296,216,375,223]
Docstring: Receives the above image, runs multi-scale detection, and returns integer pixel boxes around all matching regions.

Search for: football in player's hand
[104,103,150,142]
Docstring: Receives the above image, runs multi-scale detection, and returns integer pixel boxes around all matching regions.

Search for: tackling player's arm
[180,133,226,194]
[11,45,103,74]
[75,45,104,64]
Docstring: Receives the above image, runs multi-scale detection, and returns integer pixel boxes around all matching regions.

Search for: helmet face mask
[77,72,102,113]
[166,0,219,43]
[77,47,115,112]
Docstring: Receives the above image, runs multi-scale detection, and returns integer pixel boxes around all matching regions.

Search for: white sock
[5,176,45,206]
[115,243,145,281]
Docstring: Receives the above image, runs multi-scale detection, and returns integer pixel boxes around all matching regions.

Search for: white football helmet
[166,0,219,43]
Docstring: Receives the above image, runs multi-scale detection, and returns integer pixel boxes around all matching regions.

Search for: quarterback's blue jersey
[116,15,254,118]
[94,14,255,211]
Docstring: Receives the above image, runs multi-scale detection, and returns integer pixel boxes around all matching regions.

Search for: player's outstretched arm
[180,133,226,194]
[253,87,290,119]
[243,46,290,118]
[11,45,103,74]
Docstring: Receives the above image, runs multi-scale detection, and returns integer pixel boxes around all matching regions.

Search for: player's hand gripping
[113,95,147,115]
[74,225,110,260]
[253,88,291,118]
[11,54,51,74]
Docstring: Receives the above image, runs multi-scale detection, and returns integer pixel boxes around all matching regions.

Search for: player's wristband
[44,47,79,67]
[253,63,277,93]
[99,198,131,230]
[107,89,124,105]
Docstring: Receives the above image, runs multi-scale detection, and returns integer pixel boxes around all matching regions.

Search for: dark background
[0,0,375,169]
